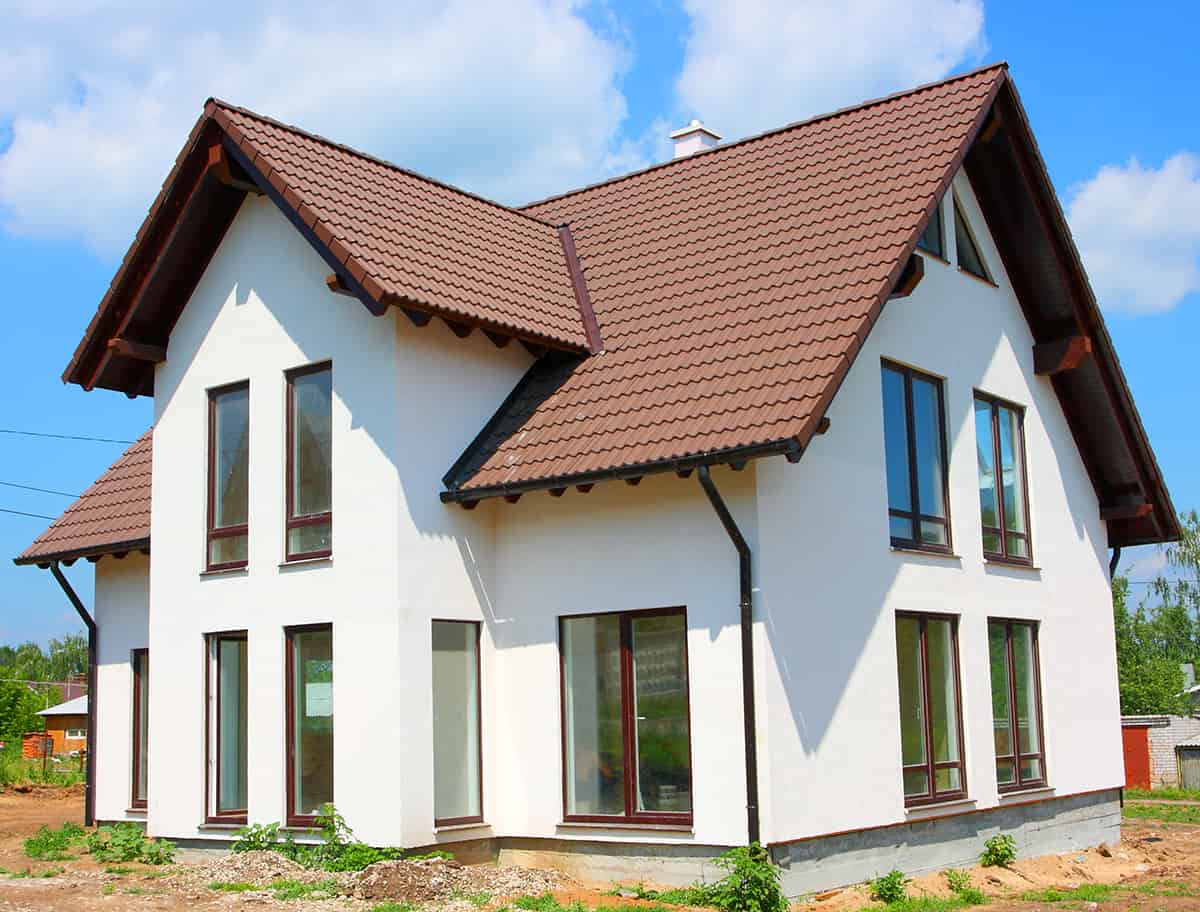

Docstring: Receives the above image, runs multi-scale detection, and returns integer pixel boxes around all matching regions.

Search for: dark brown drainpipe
[1109,546,1122,580]
[48,562,97,828]
[697,465,760,845]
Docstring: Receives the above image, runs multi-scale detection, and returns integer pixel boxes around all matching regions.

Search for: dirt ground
[1,789,1199,911]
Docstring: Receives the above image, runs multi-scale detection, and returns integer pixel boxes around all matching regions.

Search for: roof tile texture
[16,430,152,564]
[449,66,1004,491]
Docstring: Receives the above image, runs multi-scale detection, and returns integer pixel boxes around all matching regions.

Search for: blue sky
[1,0,1197,644]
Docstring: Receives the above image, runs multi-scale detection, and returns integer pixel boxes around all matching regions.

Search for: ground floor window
[560,608,692,824]
[989,619,1046,791]
[132,649,149,808]
[895,613,966,806]
[286,625,333,825]
[432,621,482,825]
[207,632,248,822]
[65,728,86,740]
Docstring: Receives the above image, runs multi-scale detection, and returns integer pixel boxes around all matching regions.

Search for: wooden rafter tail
[1033,334,1092,376]
[107,338,167,363]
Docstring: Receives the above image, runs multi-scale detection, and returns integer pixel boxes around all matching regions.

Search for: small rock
[1135,863,1149,873]
[1083,903,1099,911]
[618,891,637,898]
[814,889,841,901]
[1097,843,1112,858]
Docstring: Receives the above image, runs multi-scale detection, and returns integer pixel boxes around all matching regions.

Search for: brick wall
[1147,716,1200,787]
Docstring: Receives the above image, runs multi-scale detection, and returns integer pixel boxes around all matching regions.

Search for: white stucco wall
[753,171,1119,844]
[93,552,149,823]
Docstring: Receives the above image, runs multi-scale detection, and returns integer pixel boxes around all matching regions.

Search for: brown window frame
[284,623,333,828]
[205,631,248,824]
[915,196,946,261]
[131,648,149,810]
[882,360,954,554]
[953,194,995,285]
[284,362,333,563]
[974,392,1033,565]
[207,380,250,571]
[432,620,484,828]
[558,606,694,827]
[990,619,1047,793]
[896,612,967,808]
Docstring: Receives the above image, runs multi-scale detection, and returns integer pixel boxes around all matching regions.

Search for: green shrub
[709,843,787,912]
[85,822,174,865]
[941,868,984,905]
[24,822,84,860]
[234,805,407,872]
[870,869,909,904]
[978,834,1016,868]
[233,821,284,852]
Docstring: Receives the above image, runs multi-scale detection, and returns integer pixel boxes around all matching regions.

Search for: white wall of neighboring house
[92,551,149,823]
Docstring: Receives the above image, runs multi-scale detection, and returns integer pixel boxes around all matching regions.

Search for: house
[13,63,1178,892]
[36,695,89,756]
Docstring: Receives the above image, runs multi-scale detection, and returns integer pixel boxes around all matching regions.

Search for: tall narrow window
[207,382,250,570]
[206,632,248,822]
[131,649,149,809]
[916,196,944,259]
[285,363,332,561]
[432,621,482,825]
[974,394,1031,563]
[954,198,992,282]
[895,614,966,806]
[286,625,333,826]
[881,361,952,552]
[989,620,1046,791]
[561,609,692,824]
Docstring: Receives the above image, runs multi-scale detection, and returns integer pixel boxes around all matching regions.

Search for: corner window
[207,382,250,570]
[286,625,333,826]
[560,609,692,824]
[131,649,149,808]
[974,394,1031,563]
[206,632,248,822]
[895,613,966,806]
[916,196,945,259]
[432,621,482,825]
[285,363,332,561]
[954,197,991,282]
[989,620,1046,791]
[881,361,952,552]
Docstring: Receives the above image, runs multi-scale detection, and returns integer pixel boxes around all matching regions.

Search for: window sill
[279,556,333,570]
[998,785,1054,803]
[904,797,976,819]
[200,566,248,578]
[124,807,147,816]
[198,821,246,831]
[985,559,1041,573]
[890,546,962,562]
[958,267,998,288]
[434,821,491,833]
[557,821,694,834]
[916,249,950,267]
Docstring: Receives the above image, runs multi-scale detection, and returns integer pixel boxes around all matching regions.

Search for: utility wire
[0,428,134,445]
[0,506,57,520]
[0,481,81,498]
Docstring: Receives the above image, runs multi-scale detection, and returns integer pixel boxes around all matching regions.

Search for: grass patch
[1131,879,1199,898]
[208,880,258,892]
[0,741,85,789]
[268,877,341,901]
[370,904,418,912]
[1125,786,1200,801]
[860,899,979,912]
[24,822,84,860]
[514,895,576,912]
[1018,884,1117,903]
[102,883,115,895]
[606,883,720,906]
[1123,802,1200,824]
[105,864,135,874]
[456,890,493,907]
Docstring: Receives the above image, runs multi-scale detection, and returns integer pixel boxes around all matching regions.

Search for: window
[895,613,966,806]
[974,394,1031,563]
[881,361,952,552]
[560,608,692,824]
[131,649,149,808]
[285,363,332,561]
[207,382,250,570]
[989,620,1046,791]
[286,625,333,826]
[432,621,482,825]
[916,196,944,259]
[65,728,86,740]
[954,197,991,282]
[206,632,248,822]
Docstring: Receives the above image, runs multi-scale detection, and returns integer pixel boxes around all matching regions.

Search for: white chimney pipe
[670,120,721,159]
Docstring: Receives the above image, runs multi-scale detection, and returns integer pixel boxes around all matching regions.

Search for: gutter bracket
[49,562,98,828]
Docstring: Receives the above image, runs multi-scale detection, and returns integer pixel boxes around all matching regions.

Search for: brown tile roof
[14,430,152,565]
[443,64,1006,494]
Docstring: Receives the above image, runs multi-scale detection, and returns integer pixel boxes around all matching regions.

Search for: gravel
[352,856,576,903]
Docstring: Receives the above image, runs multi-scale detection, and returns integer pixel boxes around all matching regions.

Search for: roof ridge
[206,98,562,231]
[520,61,1009,212]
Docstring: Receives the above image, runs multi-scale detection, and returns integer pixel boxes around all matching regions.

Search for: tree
[0,680,45,740]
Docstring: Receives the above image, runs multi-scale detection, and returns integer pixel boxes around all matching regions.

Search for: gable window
[954,197,992,282]
[881,361,952,552]
[206,632,248,823]
[207,382,250,570]
[988,620,1046,791]
[286,625,333,826]
[974,394,1031,563]
[432,621,482,826]
[916,196,945,259]
[895,613,966,806]
[560,608,692,824]
[285,363,332,561]
[131,649,149,809]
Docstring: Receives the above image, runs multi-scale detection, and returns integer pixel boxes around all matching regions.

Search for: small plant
[869,869,909,904]
[514,895,565,912]
[709,843,787,912]
[105,864,134,874]
[942,868,985,906]
[233,821,284,852]
[234,805,406,872]
[978,833,1016,868]
[269,877,340,900]
[24,822,84,860]
[1019,883,1116,903]
[101,883,116,895]
[371,903,418,912]
[209,881,257,892]
[86,822,175,864]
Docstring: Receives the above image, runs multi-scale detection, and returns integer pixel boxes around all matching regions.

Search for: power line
[0,428,134,445]
[0,507,57,520]
[0,481,81,498]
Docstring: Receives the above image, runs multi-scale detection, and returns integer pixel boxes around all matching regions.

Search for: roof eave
[13,538,151,569]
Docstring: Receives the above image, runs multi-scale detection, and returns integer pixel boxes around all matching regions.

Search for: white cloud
[673,0,987,141]
[0,0,634,255]
[1068,153,1200,316]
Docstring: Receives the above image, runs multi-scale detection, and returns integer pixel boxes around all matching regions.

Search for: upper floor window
[207,382,249,570]
[285,364,332,561]
[974,394,1031,563]
[954,196,992,282]
[988,620,1046,791]
[916,196,945,259]
[881,361,952,553]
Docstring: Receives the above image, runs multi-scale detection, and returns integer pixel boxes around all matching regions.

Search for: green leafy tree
[0,680,46,740]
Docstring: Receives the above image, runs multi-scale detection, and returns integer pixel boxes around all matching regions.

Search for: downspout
[49,562,97,828]
[696,466,760,845]
[1109,546,1122,580]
